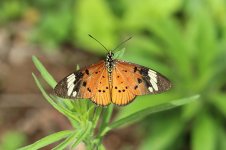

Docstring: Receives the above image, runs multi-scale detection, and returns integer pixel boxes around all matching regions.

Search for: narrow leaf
[192,112,217,150]
[32,73,80,123]
[32,56,56,88]
[71,122,93,148]
[53,131,80,150]
[113,48,125,59]
[18,130,72,150]
[97,105,113,139]
[109,95,199,130]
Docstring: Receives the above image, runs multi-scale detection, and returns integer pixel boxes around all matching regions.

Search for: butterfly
[54,35,171,106]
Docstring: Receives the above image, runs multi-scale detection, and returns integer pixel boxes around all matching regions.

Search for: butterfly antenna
[113,36,132,52]
[88,34,109,52]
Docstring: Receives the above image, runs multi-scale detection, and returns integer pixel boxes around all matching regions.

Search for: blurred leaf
[211,93,226,117]
[206,0,226,25]
[141,114,183,150]
[147,19,192,84]
[116,94,176,121]
[18,130,72,150]
[0,1,25,24]
[0,131,26,150]
[113,48,125,59]
[218,123,226,150]
[192,112,217,150]
[123,0,182,29]
[110,95,199,130]
[181,99,202,121]
[196,9,217,85]
[32,2,72,48]
[127,35,164,56]
[53,131,80,150]
[32,56,56,88]
[74,0,117,54]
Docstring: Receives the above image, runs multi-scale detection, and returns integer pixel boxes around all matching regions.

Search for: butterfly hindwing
[54,60,111,106]
[111,60,171,105]
[90,67,111,106]
[111,66,136,106]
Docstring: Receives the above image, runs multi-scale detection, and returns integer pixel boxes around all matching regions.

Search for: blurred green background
[0,0,226,150]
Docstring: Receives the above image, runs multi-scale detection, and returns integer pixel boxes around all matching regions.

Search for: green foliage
[73,0,117,53]
[0,1,25,24]
[18,56,198,149]
[0,131,27,150]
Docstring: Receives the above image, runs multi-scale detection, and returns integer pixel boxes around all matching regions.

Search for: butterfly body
[54,50,171,106]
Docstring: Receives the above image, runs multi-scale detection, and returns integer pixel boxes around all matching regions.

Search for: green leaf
[74,0,117,54]
[113,48,125,59]
[140,114,184,150]
[18,130,73,150]
[96,105,114,144]
[192,112,217,150]
[93,107,103,127]
[32,73,80,123]
[109,95,199,130]
[0,131,26,150]
[32,56,56,88]
[53,131,80,150]
[71,122,93,148]
[116,94,175,121]
[211,93,226,117]
[98,144,106,150]
[218,123,226,150]
[32,55,74,110]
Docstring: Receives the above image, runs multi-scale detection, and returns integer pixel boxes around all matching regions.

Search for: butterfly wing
[111,60,171,105]
[54,60,111,106]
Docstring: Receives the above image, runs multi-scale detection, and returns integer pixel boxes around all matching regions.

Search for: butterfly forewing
[111,60,171,105]
[54,60,111,106]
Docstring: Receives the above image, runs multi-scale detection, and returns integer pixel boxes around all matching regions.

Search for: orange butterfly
[54,35,171,106]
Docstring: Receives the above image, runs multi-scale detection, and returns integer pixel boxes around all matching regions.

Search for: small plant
[19,53,199,150]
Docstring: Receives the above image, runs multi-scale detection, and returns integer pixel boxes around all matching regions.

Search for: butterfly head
[106,51,114,60]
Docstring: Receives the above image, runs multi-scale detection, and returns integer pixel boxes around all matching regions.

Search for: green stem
[95,105,114,146]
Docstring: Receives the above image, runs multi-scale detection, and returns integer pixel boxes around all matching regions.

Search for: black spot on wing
[134,67,138,73]
[73,80,81,93]
[139,68,149,77]
[137,78,142,84]
[82,81,87,87]
[87,88,92,92]
[85,69,89,75]
[142,77,152,88]
[75,71,84,79]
